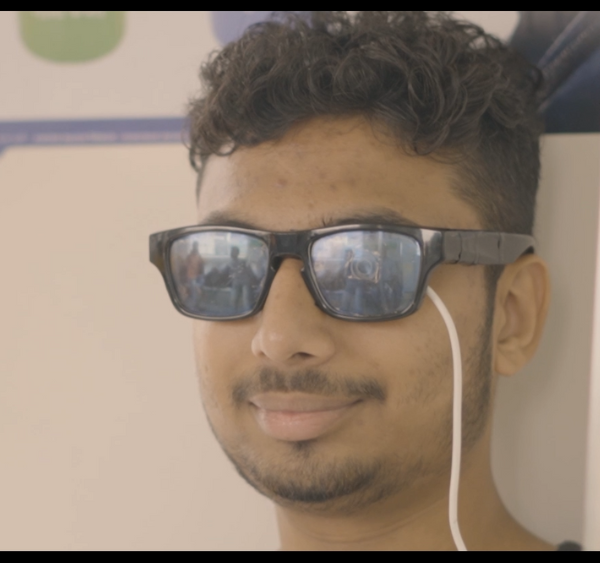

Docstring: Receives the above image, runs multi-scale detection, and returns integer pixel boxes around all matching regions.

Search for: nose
[251,258,336,367]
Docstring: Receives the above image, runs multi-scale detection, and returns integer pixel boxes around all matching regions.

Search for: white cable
[426,286,468,552]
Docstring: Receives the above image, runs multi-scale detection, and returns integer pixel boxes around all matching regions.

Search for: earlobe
[493,255,551,377]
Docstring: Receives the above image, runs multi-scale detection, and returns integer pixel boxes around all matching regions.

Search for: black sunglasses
[149,224,534,322]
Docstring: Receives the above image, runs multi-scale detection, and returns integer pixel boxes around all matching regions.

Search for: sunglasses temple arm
[442,232,536,265]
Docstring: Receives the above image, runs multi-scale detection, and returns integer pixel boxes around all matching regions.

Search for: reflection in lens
[311,231,421,318]
[170,232,268,318]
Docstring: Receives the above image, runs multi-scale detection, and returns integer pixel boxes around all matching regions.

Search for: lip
[250,392,360,442]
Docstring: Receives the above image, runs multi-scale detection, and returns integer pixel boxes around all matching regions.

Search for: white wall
[492,134,600,546]
[0,135,597,549]
[585,151,600,550]
[0,144,278,550]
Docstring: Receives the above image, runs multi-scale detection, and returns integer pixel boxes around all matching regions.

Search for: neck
[276,432,553,551]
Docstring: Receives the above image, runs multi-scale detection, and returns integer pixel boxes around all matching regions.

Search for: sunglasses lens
[169,231,269,318]
[311,231,421,319]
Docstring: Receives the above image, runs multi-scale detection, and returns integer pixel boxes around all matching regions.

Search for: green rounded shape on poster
[19,11,125,63]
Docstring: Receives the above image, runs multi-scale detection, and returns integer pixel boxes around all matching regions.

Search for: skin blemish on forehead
[199,117,484,232]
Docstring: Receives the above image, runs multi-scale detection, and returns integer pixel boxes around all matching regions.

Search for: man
[179,240,205,309]
[222,246,256,312]
[150,12,565,550]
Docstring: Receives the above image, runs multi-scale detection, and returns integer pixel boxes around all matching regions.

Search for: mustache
[232,368,387,405]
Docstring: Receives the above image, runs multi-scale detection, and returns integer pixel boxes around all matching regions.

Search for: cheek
[429,264,489,328]
[339,305,453,404]
[352,267,488,401]
[426,265,493,389]
[332,315,454,465]
[192,321,251,413]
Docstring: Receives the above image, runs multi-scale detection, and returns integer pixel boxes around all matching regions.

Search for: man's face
[194,117,493,514]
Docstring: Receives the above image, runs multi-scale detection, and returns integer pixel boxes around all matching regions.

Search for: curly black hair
[188,11,543,236]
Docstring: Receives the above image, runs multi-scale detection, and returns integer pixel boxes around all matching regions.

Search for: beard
[218,437,429,515]
[202,302,494,515]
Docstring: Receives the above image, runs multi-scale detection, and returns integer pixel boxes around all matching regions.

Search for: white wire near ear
[426,286,468,552]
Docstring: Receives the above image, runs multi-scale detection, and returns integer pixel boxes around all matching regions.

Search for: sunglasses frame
[149,224,535,322]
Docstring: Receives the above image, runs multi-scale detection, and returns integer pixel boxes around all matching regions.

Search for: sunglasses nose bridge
[270,232,307,267]
[266,232,323,314]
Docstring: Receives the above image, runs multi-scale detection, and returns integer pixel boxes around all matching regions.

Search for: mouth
[249,392,362,442]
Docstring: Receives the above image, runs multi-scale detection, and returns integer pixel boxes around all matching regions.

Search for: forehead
[197,117,482,231]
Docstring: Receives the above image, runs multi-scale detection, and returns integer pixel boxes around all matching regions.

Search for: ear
[493,254,551,376]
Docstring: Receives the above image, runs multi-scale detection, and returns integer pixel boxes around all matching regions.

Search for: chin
[219,436,433,515]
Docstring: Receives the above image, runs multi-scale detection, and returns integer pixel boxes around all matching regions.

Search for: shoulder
[557,541,582,551]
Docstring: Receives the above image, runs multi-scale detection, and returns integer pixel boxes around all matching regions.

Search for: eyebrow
[198,208,421,230]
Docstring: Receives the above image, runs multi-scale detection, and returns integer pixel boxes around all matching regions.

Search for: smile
[249,393,361,442]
